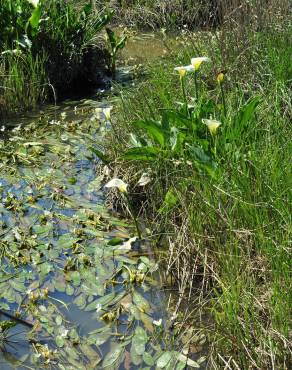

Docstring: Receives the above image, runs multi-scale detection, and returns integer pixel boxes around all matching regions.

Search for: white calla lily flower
[174,65,194,78]
[105,178,128,193]
[191,57,210,71]
[27,0,39,7]
[202,118,222,135]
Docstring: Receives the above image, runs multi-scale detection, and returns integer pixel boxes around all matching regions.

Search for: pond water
[0,33,206,369]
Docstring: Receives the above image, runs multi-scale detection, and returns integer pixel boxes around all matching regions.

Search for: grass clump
[97,0,221,29]
[104,7,292,369]
[0,0,111,118]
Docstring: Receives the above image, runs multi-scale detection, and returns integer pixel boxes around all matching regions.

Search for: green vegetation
[0,0,291,368]
[104,4,292,369]
[98,0,220,29]
[0,0,111,118]
[106,27,128,77]
[1,105,206,368]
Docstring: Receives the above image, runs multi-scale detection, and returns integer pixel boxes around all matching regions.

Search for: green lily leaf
[122,147,160,161]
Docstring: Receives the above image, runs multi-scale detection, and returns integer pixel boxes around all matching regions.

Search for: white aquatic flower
[174,65,194,78]
[153,318,162,326]
[202,118,222,135]
[191,57,210,71]
[105,178,128,193]
[60,112,67,120]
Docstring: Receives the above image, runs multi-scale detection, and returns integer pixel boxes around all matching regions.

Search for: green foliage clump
[0,0,111,117]
[105,21,292,370]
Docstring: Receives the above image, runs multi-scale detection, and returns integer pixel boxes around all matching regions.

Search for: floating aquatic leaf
[143,352,155,366]
[177,353,201,368]
[102,344,124,368]
[69,271,81,287]
[133,289,151,312]
[95,332,111,346]
[87,176,103,192]
[84,291,115,312]
[65,284,74,296]
[55,315,62,326]
[130,345,143,366]
[56,335,65,348]
[156,351,175,368]
[57,234,77,249]
[140,312,154,332]
[132,326,148,355]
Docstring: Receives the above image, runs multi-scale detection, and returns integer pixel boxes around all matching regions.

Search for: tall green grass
[0,51,48,116]
[105,21,292,369]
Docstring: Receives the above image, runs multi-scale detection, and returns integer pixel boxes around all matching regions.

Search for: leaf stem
[124,194,142,239]
[180,76,188,117]
[194,70,199,101]
[220,82,227,117]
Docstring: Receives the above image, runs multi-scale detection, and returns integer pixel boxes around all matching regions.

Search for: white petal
[153,318,162,326]
[105,178,128,193]
[116,236,137,251]
[137,172,151,186]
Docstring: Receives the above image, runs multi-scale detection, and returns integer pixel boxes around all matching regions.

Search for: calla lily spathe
[27,0,39,7]
[174,65,194,78]
[202,118,222,135]
[217,72,225,83]
[105,178,128,193]
[191,57,210,70]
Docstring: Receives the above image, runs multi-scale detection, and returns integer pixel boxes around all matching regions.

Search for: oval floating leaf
[102,345,124,368]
